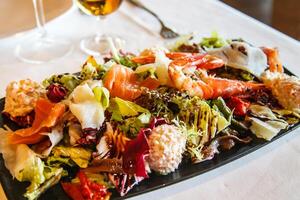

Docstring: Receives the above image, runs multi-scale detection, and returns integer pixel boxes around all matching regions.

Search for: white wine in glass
[75,0,123,56]
[15,0,73,64]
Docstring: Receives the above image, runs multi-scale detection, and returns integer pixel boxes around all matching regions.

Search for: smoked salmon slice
[140,77,160,90]
[14,98,66,137]
[104,65,142,101]
[8,132,47,144]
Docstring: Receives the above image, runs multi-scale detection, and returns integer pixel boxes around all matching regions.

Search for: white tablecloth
[0,0,299,200]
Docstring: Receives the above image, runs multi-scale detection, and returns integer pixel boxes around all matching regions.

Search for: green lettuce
[43,74,81,93]
[24,167,63,200]
[46,155,75,167]
[168,33,194,52]
[108,97,150,121]
[93,86,110,109]
[51,146,92,168]
[173,96,230,163]
[43,57,107,95]
[104,36,138,69]
[200,31,227,49]
[118,112,151,138]
[17,147,46,194]
[81,56,107,80]
[0,130,63,200]
[107,98,151,137]
[118,55,139,70]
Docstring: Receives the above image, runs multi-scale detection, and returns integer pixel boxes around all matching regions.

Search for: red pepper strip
[226,96,250,116]
[61,182,84,200]
[62,172,110,200]
[77,171,109,200]
[78,171,93,199]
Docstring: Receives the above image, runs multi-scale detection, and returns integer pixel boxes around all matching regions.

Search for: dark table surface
[221,0,300,40]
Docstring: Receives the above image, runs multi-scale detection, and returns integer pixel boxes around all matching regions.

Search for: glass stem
[32,0,47,37]
[95,16,106,43]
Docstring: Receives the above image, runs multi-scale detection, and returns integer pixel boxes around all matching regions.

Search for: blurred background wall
[221,0,300,40]
[0,0,72,38]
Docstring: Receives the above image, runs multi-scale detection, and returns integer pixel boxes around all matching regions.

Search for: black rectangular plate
[0,68,299,200]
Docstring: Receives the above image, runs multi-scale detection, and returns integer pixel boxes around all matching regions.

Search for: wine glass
[15,0,73,64]
[75,0,123,56]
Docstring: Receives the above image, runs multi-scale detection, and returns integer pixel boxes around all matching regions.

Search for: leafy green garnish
[43,57,107,95]
[46,155,75,167]
[19,153,46,195]
[109,97,149,120]
[211,97,248,133]
[43,74,81,93]
[24,167,63,200]
[168,33,194,52]
[108,98,151,137]
[51,146,92,168]
[240,71,255,81]
[173,96,230,163]
[134,87,180,120]
[210,67,255,82]
[81,56,107,80]
[0,132,64,200]
[200,31,227,49]
[118,113,151,138]
[106,39,138,69]
[118,55,139,70]
[93,86,110,109]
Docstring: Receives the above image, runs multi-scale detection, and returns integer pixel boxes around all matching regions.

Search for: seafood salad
[0,33,299,200]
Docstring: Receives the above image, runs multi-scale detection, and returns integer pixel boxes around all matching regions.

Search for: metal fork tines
[160,25,179,39]
[127,0,179,39]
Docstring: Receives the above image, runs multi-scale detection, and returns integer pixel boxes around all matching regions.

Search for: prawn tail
[204,77,264,99]
[262,47,283,73]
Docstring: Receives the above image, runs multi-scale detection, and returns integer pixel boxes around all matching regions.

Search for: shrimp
[133,51,262,99]
[261,47,283,73]
[132,52,224,70]
[168,57,264,99]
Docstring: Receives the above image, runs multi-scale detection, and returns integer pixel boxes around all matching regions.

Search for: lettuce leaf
[173,96,230,163]
[93,86,110,109]
[46,155,75,167]
[51,146,92,168]
[248,117,288,141]
[168,33,194,52]
[109,97,149,118]
[200,31,227,49]
[118,55,139,69]
[80,56,104,80]
[24,167,63,200]
[0,129,63,200]
[43,74,81,94]
[68,83,107,129]
[118,113,151,138]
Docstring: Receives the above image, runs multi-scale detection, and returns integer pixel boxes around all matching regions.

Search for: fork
[127,0,180,39]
